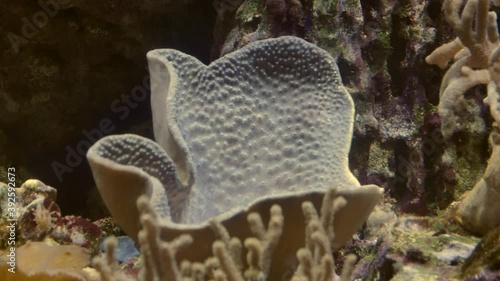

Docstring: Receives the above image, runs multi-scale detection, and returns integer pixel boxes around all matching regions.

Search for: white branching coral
[94,188,360,281]
[425,0,499,139]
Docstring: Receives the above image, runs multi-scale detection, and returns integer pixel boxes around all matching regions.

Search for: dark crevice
[426,0,442,22]
[378,254,397,281]
[390,140,410,203]
[337,57,358,86]
[348,136,372,185]
[387,6,407,98]
[359,0,384,13]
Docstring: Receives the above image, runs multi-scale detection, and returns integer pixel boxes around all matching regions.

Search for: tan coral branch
[425,38,464,69]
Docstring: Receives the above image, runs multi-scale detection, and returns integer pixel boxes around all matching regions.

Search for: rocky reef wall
[212,0,498,215]
[1,0,496,217]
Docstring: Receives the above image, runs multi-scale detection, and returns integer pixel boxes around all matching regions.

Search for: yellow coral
[0,241,90,281]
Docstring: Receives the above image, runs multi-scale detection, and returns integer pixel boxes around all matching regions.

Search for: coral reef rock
[0,179,102,254]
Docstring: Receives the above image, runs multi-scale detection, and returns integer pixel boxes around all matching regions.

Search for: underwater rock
[433,241,475,264]
[93,217,124,237]
[119,255,141,279]
[1,179,58,246]
[51,216,102,255]
[0,179,102,254]
[351,215,480,280]
[19,196,61,241]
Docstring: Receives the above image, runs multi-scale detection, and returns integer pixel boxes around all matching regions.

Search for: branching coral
[485,46,500,126]
[291,190,356,281]
[428,0,500,234]
[425,0,499,139]
[453,45,500,234]
[135,195,284,281]
[455,131,500,234]
[94,188,358,281]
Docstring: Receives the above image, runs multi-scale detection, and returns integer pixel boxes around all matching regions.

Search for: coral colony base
[3,0,500,280]
[426,0,500,235]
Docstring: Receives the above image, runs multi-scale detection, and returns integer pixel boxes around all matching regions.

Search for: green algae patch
[239,0,261,22]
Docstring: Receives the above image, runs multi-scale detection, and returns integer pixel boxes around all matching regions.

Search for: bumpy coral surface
[87,36,382,244]
[148,35,360,220]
